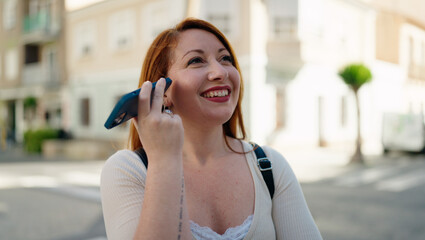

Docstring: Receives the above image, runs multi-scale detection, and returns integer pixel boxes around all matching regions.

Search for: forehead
[175,29,227,54]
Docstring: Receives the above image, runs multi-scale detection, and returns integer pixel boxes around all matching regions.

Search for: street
[1,150,425,240]
[303,155,425,240]
[0,150,106,240]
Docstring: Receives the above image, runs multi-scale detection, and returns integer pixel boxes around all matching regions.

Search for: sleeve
[100,150,147,240]
[263,146,323,240]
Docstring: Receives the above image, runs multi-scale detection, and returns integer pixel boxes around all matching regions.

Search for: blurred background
[0,0,424,239]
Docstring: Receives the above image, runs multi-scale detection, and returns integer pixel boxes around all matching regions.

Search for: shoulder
[100,150,147,240]
[255,144,298,184]
[241,141,289,171]
[261,145,289,170]
[101,149,147,187]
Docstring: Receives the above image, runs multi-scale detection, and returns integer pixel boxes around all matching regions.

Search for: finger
[151,78,165,114]
[138,81,152,118]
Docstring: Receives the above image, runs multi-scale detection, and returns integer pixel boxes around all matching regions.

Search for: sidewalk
[1,144,412,184]
[0,146,79,163]
[272,144,392,183]
[0,147,46,163]
[0,147,104,192]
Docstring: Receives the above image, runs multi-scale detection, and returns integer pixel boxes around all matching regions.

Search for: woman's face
[167,29,240,127]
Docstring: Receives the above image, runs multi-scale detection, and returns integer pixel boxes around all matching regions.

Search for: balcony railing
[22,63,60,88]
[23,11,49,33]
[22,10,60,41]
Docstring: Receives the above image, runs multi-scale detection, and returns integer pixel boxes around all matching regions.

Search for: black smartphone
[104,78,172,129]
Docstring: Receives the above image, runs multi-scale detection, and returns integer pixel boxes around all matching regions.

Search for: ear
[163,95,173,107]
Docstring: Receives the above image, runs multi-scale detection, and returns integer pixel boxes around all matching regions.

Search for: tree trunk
[351,90,364,164]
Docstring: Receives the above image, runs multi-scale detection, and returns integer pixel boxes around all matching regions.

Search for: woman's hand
[131,78,190,240]
[132,78,184,163]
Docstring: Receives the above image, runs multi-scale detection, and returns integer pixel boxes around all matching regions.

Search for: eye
[187,57,204,66]
[220,55,233,64]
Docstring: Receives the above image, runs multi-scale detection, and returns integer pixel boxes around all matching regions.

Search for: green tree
[339,63,372,164]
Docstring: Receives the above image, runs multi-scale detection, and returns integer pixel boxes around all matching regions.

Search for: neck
[182,122,230,165]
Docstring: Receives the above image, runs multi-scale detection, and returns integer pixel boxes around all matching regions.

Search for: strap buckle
[257,157,272,171]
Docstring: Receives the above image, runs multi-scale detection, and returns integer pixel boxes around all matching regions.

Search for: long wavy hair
[128,18,246,151]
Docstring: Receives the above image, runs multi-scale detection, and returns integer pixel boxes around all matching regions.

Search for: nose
[207,60,228,81]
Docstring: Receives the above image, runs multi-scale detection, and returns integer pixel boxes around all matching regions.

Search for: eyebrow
[182,49,204,59]
[182,48,229,59]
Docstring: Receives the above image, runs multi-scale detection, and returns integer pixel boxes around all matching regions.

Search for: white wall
[68,68,139,140]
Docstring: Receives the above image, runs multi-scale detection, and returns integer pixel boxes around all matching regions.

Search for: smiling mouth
[202,89,230,98]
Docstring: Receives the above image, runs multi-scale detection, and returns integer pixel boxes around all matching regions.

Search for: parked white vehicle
[382,113,425,153]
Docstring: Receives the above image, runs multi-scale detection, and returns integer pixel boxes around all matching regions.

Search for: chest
[184,156,255,234]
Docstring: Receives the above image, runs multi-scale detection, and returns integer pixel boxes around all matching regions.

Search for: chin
[206,111,234,125]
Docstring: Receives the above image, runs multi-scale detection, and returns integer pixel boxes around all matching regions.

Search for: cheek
[170,80,198,105]
[230,71,241,96]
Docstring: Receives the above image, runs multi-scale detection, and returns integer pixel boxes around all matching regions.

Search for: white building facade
[66,0,425,155]
[66,0,186,144]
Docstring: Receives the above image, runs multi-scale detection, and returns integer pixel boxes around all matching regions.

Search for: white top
[100,141,323,240]
[190,214,253,240]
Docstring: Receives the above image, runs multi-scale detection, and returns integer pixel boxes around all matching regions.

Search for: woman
[100,18,322,240]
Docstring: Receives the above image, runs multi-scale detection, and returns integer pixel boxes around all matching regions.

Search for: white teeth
[203,89,229,98]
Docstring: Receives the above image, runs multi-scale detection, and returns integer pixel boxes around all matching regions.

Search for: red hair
[128,18,246,150]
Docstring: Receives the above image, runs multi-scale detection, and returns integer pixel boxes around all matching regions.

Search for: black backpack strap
[134,148,148,169]
[251,142,275,199]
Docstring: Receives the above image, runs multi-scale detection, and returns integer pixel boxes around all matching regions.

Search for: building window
[340,96,347,127]
[407,36,425,79]
[24,44,40,64]
[409,37,415,63]
[273,17,297,37]
[201,0,238,38]
[141,2,172,42]
[267,0,299,39]
[276,87,287,129]
[80,98,90,127]
[74,21,96,58]
[49,0,61,33]
[108,10,135,51]
[3,0,17,30]
[207,14,230,35]
[5,48,19,81]
[82,45,91,55]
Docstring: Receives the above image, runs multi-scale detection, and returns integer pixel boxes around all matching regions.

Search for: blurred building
[264,0,376,150]
[268,0,425,154]
[0,0,66,144]
[64,0,425,157]
[66,0,186,145]
[1,0,418,157]
[371,0,425,153]
[373,0,425,114]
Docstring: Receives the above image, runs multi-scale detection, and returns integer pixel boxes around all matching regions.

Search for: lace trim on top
[190,214,253,240]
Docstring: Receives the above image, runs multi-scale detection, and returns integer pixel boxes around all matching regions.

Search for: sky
[65,0,105,11]
[65,0,425,26]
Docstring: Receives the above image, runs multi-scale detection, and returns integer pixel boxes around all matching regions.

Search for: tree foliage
[339,64,372,91]
[24,96,37,110]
